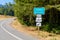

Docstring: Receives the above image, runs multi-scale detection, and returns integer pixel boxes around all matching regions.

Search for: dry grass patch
[0,15,13,20]
[11,19,60,40]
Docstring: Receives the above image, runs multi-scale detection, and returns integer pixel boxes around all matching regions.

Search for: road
[0,18,38,40]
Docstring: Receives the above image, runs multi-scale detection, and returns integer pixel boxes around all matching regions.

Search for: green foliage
[14,0,40,26]
[41,23,50,31]
[0,3,14,16]
[14,0,60,33]
[41,23,60,34]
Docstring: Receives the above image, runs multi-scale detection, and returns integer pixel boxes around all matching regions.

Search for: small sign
[36,23,41,26]
[33,7,45,15]
[36,18,42,22]
[36,15,42,18]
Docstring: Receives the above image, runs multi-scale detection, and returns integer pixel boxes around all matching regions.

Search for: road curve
[0,18,38,40]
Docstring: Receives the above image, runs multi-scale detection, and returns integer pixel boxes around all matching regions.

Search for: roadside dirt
[11,19,60,40]
[0,15,13,20]
[0,15,60,40]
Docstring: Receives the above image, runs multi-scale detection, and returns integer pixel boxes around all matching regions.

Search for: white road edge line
[1,21,23,40]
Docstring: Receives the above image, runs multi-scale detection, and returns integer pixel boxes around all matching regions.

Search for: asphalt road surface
[0,18,38,40]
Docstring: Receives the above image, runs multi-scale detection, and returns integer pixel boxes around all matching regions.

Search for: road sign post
[33,7,45,37]
[36,15,42,36]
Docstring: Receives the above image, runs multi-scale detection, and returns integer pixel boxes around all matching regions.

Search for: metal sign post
[36,15,42,36]
[33,7,45,37]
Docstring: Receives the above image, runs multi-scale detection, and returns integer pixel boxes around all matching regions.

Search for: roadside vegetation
[0,3,14,16]
[13,0,60,34]
[0,0,60,40]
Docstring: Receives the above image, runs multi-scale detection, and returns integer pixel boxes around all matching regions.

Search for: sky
[0,0,14,5]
